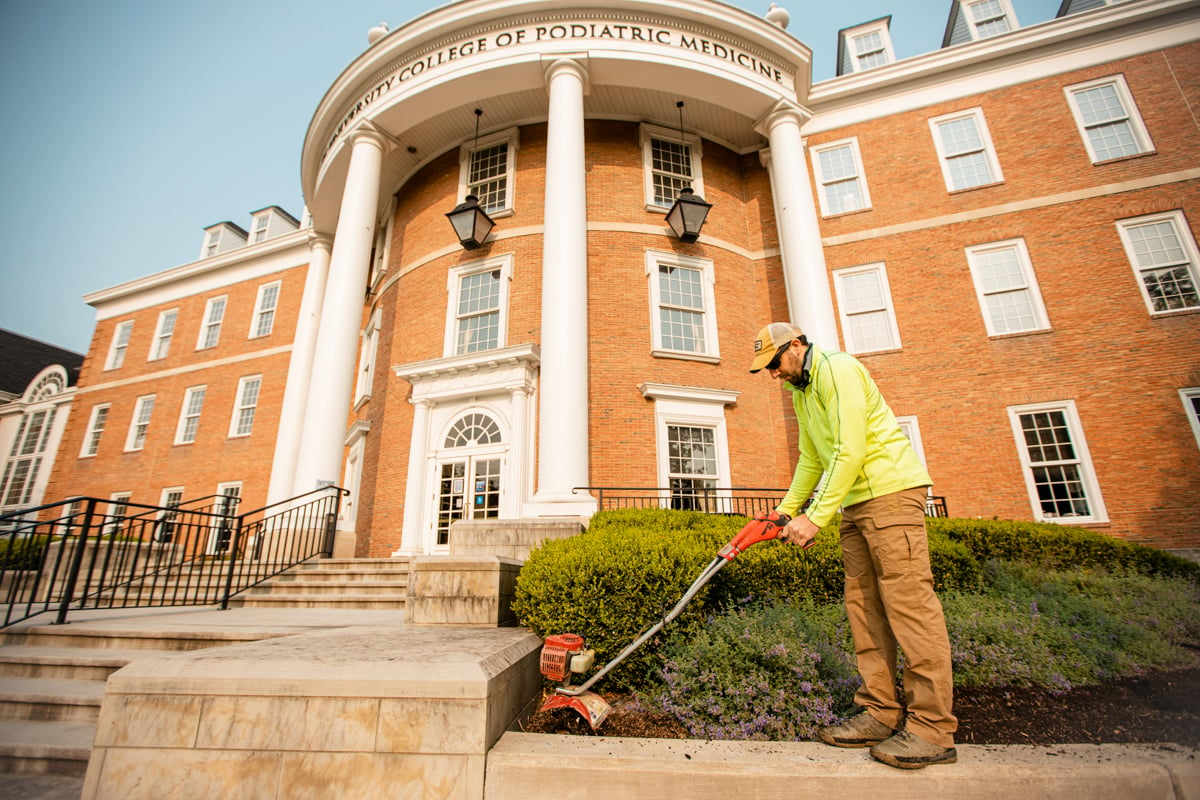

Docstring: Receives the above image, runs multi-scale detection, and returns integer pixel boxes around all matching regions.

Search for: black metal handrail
[0,486,347,628]
[575,486,949,519]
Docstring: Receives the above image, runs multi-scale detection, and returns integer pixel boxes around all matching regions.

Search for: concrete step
[300,558,411,571]
[269,569,409,584]
[0,646,159,680]
[245,581,407,596]
[0,676,106,722]
[227,594,407,610]
[1,625,274,652]
[0,718,94,776]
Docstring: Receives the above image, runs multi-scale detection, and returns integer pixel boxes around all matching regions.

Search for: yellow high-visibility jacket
[775,344,931,527]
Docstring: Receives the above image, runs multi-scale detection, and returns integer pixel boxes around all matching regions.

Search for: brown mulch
[521,665,1200,746]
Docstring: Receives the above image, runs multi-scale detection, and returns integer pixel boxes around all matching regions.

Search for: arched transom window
[444,413,502,448]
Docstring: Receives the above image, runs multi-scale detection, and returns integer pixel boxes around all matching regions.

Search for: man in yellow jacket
[750,321,957,769]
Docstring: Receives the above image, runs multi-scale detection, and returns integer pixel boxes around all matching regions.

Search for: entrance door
[435,456,501,547]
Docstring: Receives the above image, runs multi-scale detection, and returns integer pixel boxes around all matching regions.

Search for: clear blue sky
[0,0,1057,354]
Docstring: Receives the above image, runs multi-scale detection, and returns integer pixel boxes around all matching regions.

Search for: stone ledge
[485,733,1200,800]
[408,556,523,627]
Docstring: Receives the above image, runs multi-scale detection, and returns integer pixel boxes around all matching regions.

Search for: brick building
[45,0,1200,555]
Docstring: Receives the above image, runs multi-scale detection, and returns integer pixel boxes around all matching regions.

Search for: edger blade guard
[539,690,612,730]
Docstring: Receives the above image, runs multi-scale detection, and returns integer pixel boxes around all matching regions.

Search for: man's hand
[778,514,819,549]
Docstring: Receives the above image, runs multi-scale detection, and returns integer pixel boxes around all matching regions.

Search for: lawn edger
[537,510,800,729]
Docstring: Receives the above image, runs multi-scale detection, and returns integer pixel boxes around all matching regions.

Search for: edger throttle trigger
[717,511,791,560]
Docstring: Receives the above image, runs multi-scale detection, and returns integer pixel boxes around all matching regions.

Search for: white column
[268,233,332,504]
[395,398,431,556]
[533,57,593,510]
[757,103,840,348]
[508,385,530,517]
[293,127,387,495]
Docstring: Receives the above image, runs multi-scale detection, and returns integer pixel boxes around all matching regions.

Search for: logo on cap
[754,340,763,352]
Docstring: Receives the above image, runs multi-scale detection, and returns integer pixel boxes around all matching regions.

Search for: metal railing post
[54,498,97,625]
[219,515,246,611]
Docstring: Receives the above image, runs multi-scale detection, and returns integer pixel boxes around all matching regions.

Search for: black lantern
[445,194,495,250]
[664,101,712,243]
[446,108,495,250]
[665,187,712,243]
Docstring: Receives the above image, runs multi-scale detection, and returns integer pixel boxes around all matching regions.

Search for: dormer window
[252,215,270,243]
[838,18,895,75]
[205,231,220,258]
[944,0,1019,47]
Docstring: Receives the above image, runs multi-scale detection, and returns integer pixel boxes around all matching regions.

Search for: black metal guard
[0,486,348,628]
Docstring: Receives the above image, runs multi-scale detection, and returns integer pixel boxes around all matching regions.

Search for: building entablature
[301,0,813,233]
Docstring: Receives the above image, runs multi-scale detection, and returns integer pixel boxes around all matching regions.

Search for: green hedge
[0,536,47,571]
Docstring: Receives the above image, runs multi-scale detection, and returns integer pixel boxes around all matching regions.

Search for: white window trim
[1115,210,1200,316]
[175,385,206,445]
[105,321,133,371]
[443,253,514,358]
[249,281,281,338]
[355,309,382,405]
[810,137,872,216]
[1007,400,1108,524]
[106,492,132,536]
[964,238,1051,336]
[843,20,895,73]
[1181,388,1200,451]
[640,383,738,510]
[640,122,706,210]
[928,107,1004,192]
[960,0,1018,41]
[80,403,110,458]
[895,416,928,469]
[196,296,227,350]
[1064,74,1154,164]
[370,199,397,290]
[645,250,720,363]
[251,214,270,243]
[832,262,903,354]
[457,127,519,217]
[341,423,370,531]
[149,309,178,361]
[228,376,262,438]
[125,395,155,452]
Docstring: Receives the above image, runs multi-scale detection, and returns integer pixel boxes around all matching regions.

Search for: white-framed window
[1007,400,1107,524]
[105,492,132,537]
[149,309,177,361]
[965,239,1051,335]
[640,123,705,209]
[204,231,220,258]
[209,482,241,554]
[841,20,895,73]
[175,385,206,445]
[641,384,737,512]
[895,416,928,468]
[125,395,155,452]
[1065,75,1153,163]
[197,296,226,350]
[1181,388,1200,450]
[832,263,902,354]
[961,0,1017,40]
[341,424,369,531]
[1,408,56,509]
[369,200,396,289]
[929,108,1004,192]
[811,138,871,216]
[105,320,133,370]
[1115,210,1200,314]
[80,403,110,458]
[355,309,382,404]
[251,214,270,243]
[156,487,184,543]
[250,281,280,338]
[445,254,513,357]
[458,128,518,215]
[229,376,261,438]
[645,250,720,361]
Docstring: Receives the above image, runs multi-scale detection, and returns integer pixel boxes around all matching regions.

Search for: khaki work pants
[839,486,957,747]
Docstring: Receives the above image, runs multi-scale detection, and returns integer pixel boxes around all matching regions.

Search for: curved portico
[276,0,831,554]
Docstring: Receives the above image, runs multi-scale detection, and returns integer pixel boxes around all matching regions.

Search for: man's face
[768,339,804,384]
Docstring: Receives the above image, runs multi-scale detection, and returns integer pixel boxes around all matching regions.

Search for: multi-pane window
[1181,388,1200,450]
[929,109,1003,191]
[833,264,902,354]
[812,139,870,216]
[1,409,56,509]
[966,0,1013,39]
[230,377,261,438]
[81,404,110,458]
[1116,211,1200,314]
[641,124,704,209]
[1008,402,1105,523]
[106,493,132,537]
[156,488,183,543]
[210,483,241,554]
[1065,76,1153,163]
[198,296,226,349]
[667,424,718,511]
[150,309,177,361]
[646,252,718,360]
[853,31,889,69]
[965,239,1050,335]
[106,321,133,370]
[445,256,512,358]
[176,386,206,445]
[355,309,381,403]
[251,215,270,243]
[251,282,280,338]
[458,130,516,215]
[205,231,220,258]
[126,395,155,451]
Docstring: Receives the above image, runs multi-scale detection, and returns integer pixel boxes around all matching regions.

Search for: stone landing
[81,625,542,799]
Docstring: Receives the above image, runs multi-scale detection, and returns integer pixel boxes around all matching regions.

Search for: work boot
[869,730,958,769]
[817,712,897,748]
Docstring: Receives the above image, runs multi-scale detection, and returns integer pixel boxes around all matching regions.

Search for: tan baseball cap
[749,322,804,373]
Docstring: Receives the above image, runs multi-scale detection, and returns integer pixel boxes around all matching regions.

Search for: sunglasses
[765,340,793,371]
